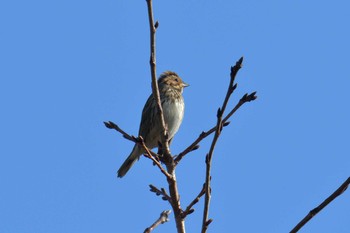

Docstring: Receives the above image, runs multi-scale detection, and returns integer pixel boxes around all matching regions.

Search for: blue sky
[1,0,350,232]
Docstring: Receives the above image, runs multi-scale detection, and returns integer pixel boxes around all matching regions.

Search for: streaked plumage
[117,71,188,178]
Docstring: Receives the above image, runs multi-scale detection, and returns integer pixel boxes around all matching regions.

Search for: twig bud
[206,219,213,226]
[248,91,257,101]
[231,83,238,93]
[223,121,230,127]
[241,93,248,101]
[205,154,209,164]
[191,145,200,151]
[217,108,222,118]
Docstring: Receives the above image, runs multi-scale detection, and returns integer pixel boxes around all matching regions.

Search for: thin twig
[144,210,172,233]
[103,121,135,142]
[149,184,172,204]
[137,136,172,179]
[104,121,162,164]
[182,184,206,218]
[290,177,350,233]
[174,91,256,164]
[174,58,257,165]
[223,92,257,123]
[201,57,250,233]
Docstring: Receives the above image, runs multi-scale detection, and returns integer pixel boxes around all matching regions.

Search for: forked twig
[149,184,172,204]
[104,121,170,177]
[290,177,350,233]
[138,136,172,179]
[174,91,256,164]
[201,58,257,233]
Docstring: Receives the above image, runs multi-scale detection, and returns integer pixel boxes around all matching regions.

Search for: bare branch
[106,1,258,233]
[222,91,257,123]
[201,57,254,233]
[103,121,135,142]
[146,0,170,157]
[290,177,350,233]
[182,184,206,218]
[146,1,185,233]
[103,121,169,175]
[174,61,257,165]
[220,57,243,115]
[149,184,172,204]
[137,136,172,179]
[144,210,172,233]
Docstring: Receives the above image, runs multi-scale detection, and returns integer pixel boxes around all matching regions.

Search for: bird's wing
[138,94,160,147]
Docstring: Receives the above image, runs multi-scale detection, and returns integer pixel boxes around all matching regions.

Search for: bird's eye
[175,78,178,82]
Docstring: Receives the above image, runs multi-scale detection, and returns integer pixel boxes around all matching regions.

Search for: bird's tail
[117,145,142,178]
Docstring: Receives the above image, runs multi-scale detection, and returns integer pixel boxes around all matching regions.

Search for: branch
[149,184,172,204]
[201,57,257,233]
[223,92,257,123]
[138,136,172,179]
[182,184,206,218]
[174,76,257,164]
[103,121,135,142]
[144,210,172,233]
[290,177,350,233]
[174,125,230,164]
[146,0,170,157]
[103,121,165,166]
[146,1,185,233]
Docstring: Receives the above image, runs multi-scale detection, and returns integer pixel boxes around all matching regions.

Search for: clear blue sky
[1,1,350,232]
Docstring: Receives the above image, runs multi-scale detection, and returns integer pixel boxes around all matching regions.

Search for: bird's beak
[183,82,189,87]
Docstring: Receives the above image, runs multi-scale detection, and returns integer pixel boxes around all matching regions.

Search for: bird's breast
[162,98,185,139]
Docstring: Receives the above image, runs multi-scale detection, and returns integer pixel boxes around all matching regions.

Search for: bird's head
[158,71,189,93]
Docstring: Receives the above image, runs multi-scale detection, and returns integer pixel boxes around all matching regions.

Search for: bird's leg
[157,137,173,163]
[157,141,165,163]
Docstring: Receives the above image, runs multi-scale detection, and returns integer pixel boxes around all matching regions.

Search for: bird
[117,71,189,178]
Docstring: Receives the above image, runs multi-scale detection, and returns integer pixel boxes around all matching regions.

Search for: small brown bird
[117,71,188,177]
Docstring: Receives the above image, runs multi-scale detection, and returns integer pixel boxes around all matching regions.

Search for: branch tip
[103,121,114,129]
[244,91,257,102]
[103,121,110,128]
[250,91,258,100]
[231,57,243,72]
